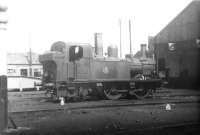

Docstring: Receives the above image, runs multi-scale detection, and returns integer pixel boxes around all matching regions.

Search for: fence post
[0,76,8,134]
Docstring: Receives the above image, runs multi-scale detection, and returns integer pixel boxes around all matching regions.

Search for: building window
[7,69,16,74]
[20,69,28,76]
[34,69,41,77]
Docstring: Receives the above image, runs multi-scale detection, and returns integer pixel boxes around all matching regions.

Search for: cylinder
[107,45,118,58]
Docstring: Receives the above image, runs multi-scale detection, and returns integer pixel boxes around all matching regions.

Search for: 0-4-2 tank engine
[39,41,161,101]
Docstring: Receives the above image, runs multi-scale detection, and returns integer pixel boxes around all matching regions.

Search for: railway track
[8,88,200,100]
[8,89,200,113]
[9,96,200,114]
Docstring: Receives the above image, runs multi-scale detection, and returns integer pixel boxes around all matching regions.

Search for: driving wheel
[103,87,122,100]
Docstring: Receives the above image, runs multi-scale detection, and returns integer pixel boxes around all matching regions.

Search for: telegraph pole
[0,5,8,134]
[29,33,32,77]
[0,5,8,30]
[129,19,132,55]
[119,19,122,58]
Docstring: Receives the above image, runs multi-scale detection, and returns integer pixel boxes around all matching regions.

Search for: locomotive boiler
[39,41,161,100]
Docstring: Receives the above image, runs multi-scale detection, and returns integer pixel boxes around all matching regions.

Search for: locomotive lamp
[168,43,176,51]
[196,38,200,47]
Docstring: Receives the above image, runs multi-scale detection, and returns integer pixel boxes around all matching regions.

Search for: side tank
[89,58,130,81]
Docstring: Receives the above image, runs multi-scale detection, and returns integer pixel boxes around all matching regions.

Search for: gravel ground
[5,88,200,135]
[6,103,200,135]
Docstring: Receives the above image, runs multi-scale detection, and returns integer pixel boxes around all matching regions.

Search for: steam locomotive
[39,41,161,101]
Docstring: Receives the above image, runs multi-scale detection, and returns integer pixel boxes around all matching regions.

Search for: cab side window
[69,46,83,61]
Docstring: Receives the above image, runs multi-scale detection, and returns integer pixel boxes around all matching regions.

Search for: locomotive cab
[42,61,57,84]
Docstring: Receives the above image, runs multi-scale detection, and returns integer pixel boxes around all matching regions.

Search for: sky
[0,0,193,57]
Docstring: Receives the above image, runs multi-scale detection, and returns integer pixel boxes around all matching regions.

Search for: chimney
[94,33,103,56]
[140,44,147,58]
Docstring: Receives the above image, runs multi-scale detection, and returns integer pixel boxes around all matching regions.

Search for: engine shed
[154,0,200,88]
